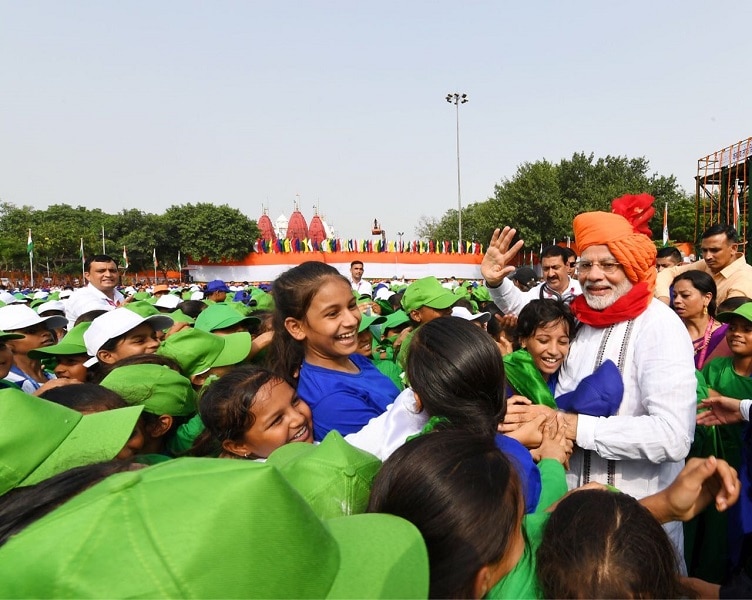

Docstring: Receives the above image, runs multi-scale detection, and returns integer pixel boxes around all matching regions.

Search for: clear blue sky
[1,0,749,240]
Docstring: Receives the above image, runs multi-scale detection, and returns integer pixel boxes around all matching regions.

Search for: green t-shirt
[486,512,548,599]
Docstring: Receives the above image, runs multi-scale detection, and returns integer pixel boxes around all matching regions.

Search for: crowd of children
[0,255,748,598]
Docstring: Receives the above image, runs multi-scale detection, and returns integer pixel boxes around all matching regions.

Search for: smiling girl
[191,364,313,459]
[267,262,400,440]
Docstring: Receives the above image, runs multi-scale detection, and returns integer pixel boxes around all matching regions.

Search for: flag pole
[27,229,34,289]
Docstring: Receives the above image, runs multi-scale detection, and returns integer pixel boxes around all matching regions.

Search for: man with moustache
[654,224,752,305]
[484,245,581,315]
[481,194,696,558]
[64,255,124,329]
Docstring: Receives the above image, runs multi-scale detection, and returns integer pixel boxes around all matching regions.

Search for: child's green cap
[249,287,275,312]
[471,285,492,302]
[0,388,143,494]
[383,310,411,330]
[157,328,251,377]
[28,322,92,359]
[717,302,752,324]
[169,309,195,325]
[125,300,162,319]
[267,430,381,519]
[100,364,197,417]
[0,457,429,598]
[401,276,458,313]
[195,303,259,333]
[358,313,386,334]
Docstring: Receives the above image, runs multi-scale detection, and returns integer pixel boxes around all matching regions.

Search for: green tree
[163,203,259,263]
[423,152,687,250]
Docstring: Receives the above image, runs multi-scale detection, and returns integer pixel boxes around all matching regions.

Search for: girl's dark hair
[672,271,718,317]
[40,383,128,412]
[407,317,505,436]
[247,310,273,336]
[515,299,575,345]
[265,262,350,379]
[717,295,752,314]
[0,460,138,547]
[176,300,207,319]
[367,430,522,599]
[190,364,290,457]
[536,489,693,599]
[91,353,182,383]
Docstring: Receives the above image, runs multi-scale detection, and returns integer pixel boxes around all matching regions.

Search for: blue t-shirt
[298,353,400,441]
[496,433,542,514]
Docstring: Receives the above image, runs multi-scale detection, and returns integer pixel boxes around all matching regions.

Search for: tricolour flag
[733,180,741,231]
[80,238,85,266]
[662,203,669,246]
[122,246,129,269]
[27,230,33,259]
[153,248,158,268]
[177,251,182,272]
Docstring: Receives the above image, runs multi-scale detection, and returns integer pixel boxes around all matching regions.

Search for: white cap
[190,291,204,301]
[0,304,67,331]
[58,289,73,299]
[82,308,174,367]
[154,294,181,310]
[374,287,395,302]
[32,291,49,300]
[37,300,66,316]
[451,306,492,324]
[0,291,18,305]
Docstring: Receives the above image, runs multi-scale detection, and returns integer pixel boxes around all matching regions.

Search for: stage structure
[696,138,752,256]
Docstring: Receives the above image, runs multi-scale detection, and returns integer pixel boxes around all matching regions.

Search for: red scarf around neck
[570,282,652,327]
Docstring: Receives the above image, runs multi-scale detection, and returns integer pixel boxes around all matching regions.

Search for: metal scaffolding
[696,138,752,255]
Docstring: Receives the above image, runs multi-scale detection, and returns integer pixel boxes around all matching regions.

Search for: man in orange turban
[481,194,696,566]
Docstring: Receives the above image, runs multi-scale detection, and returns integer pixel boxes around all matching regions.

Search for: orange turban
[573,194,657,292]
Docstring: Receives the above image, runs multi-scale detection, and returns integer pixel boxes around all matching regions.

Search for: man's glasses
[576,260,622,274]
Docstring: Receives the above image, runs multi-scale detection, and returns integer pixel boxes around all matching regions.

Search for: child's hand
[697,396,744,426]
[496,337,513,356]
[640,456,741,523]
[530,414,573,466]
[505,413,547,448]
[500,397,555,434]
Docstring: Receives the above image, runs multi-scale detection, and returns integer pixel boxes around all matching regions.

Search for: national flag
[153,248,158,268]
[733,181,741,231]
[122,246,129,269]
[177,251,182,272]
[79,238,85,266]
[662,203,669,246]
[27,230,33,259]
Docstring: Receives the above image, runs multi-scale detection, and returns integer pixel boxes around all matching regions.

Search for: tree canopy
[416,152,695,251]
[0,202,259,275]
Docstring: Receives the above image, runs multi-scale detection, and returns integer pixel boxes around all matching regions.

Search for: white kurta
[555,299,695,499]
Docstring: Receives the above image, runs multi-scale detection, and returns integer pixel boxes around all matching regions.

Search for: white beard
[583,278,634,310]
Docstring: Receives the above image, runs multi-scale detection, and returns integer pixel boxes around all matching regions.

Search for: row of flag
[253,237,485,255]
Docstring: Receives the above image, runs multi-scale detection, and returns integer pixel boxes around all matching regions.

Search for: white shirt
[490,277,582,316]
[345,388,426,460]
[64,284,124,329]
